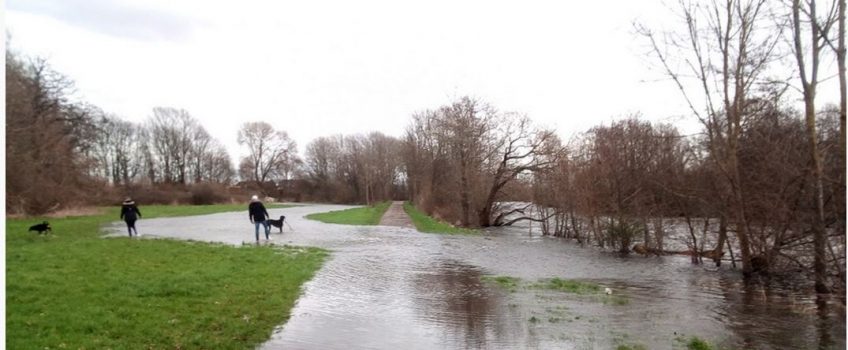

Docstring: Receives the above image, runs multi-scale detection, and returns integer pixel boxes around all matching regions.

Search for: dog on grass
[28,221,52,235]
[267,215,286,233]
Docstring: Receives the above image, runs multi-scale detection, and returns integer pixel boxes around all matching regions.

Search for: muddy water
[107,204,845,349]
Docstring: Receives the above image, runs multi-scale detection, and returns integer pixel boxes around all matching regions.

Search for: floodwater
[107,204,846,349]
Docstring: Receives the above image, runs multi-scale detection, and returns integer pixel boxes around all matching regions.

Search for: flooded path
[106,204,845,349]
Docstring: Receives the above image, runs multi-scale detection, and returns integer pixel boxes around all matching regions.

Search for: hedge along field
[6,204,326,349]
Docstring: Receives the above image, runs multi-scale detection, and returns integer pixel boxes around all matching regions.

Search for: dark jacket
[249,201,269,222]
[121,201,141,222]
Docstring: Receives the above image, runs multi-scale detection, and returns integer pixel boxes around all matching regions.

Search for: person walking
[120,197,142,237]
[248,195,271,243]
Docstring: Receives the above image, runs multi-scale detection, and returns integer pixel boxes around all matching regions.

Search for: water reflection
[412,261,493,348]
[713,276,846,350]
[411,260,529,349]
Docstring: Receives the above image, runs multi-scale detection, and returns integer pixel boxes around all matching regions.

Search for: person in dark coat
[120,198,142,237]
[248,195,271,242]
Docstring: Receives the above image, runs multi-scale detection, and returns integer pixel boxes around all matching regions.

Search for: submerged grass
[481,275,521,291]
[7,204,326,349]
[673,335,727,350]
[520,277,629,304]
[535,277,603,294]
[616,345,648,350]
[305,201,391,225]
[685,336,715,350]
[482,275,628,305]
[402,202,479,235]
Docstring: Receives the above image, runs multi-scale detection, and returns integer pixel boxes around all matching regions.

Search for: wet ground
[378,201,415,228]
[106,204,846,349]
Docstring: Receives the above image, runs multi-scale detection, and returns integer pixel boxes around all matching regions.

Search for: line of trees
[89,107,235,187]
[301,132,404,204]
[6,50,99,213]
[633,0,845,290]
[6,48,240,212]
[403,97,559,227]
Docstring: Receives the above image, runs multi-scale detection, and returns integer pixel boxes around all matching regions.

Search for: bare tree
[302,132,402,204]
[638,0,780,275]
[304,135,345,201]
[439,97,496,226]
[237,121,296,184]
[404,110,448,213]
[202,142,235,184]
[358,132,402,204]
[6,51,96,213]
[189,126,213,184]
[479,114,559,227]
[148,107,197,184]
[789,0,840,293]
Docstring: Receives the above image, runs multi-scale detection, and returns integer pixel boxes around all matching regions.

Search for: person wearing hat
[120,197,142,237]
[248,195,271,242]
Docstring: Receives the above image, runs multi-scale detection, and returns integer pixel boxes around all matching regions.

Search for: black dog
[267,216,286,233]
[28,221,52,235]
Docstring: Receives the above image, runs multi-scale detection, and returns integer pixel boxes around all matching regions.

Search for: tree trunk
[793,0,830,293]
[727,139,754,274]
[806,97,830,293]
[478,206,491,227]
[459,163,471,227]
[653,217,664,254]
[837,0,846,255]
[839,0,846,182]
[715,215,728,267]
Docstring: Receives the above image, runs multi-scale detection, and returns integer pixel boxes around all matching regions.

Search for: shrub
[606,219,640,253]
[189,184,227,205]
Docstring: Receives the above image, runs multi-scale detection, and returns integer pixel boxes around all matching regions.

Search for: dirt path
[378,201,415,229]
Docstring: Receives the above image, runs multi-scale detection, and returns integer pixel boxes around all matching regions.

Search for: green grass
[530,278,629,304]
[402,202,479,234]
[673,335,725,350]
[6,204,327,349]
[686,337,714,350]
[482,275,628,304]
[305,201,391,225]
[535,277,603,294]
[600,294,630,305]
[616,345,648,350]
[481,275,521,291]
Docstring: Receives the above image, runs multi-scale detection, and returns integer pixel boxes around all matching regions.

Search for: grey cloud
[8,0,197,42]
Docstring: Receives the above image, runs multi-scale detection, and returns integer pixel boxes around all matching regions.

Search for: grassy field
[402,202,479,234]
[305,201,391,225]
[6,204,326,349]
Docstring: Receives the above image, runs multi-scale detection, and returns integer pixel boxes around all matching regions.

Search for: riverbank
[6,204,327,349]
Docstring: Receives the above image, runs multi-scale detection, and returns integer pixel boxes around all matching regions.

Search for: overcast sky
[5,0,843,163]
